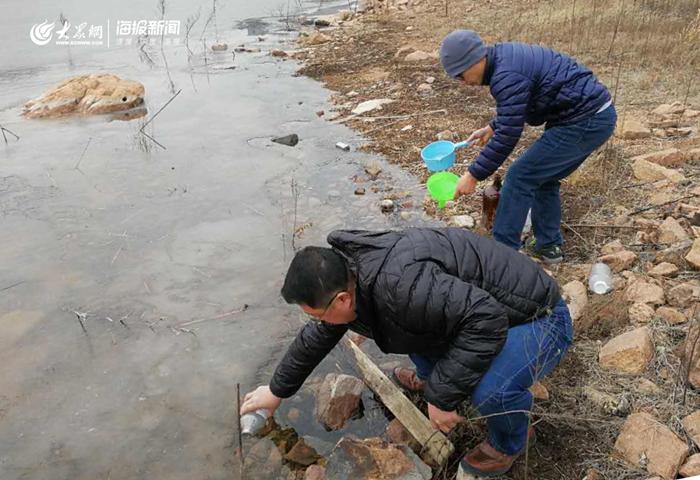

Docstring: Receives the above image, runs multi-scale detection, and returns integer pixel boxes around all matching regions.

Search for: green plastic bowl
[427,172,459,209]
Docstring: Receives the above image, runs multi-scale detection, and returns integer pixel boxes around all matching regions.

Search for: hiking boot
[533,244,563,264]
[391,367,425,392]
[460,428,536,478]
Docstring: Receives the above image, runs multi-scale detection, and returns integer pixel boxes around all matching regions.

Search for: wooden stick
[178,304,249,327]
[565,224,637,229]
[629,194,696,216]
[342,337,454,466]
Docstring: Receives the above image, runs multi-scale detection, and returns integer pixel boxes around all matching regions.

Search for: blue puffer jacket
[469,42,611,181]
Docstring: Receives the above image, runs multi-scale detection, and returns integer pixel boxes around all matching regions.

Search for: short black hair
[281,246,349,308]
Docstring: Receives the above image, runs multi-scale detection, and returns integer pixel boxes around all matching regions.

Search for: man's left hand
[454,172,478,199]
[428,403,464,433]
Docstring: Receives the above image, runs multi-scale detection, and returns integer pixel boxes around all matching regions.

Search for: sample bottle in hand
[481,174,502,232]
[240,409,270,436]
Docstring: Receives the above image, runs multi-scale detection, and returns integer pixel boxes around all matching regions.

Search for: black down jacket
[269,228,561,411]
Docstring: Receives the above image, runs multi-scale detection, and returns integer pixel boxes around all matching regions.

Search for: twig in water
[629,194,696,216]
[74,137,92,171]
[1,280,26,292]
[236,383,245,479]
[290,179,300,252]
[0,125,20,143]
[74,311,89,334]
[140,89,182,132]
[178,304,249,327]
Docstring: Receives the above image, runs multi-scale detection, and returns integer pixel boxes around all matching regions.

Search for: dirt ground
[288,1,700,478]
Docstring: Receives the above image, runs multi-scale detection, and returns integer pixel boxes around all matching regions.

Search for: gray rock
[272,134,299,147]
[316,373,364,431]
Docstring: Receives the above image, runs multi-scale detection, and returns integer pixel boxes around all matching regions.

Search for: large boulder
[655,306,687,325]
[628,303,655,324]
[316,373,364,431]
[562,280,588,321]
[386,419,420,452]
[599,327,654,374]
[613,412,689,479]
[655,239,693,267]
[23,74,145,118]
[667,282,700,308]
[243,437,284,479]
[648,262,679,278]
[325,437,431,480]
[680,454,700,478]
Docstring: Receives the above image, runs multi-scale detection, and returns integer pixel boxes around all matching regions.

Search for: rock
[211,43,228,51]
[629,303,655,324]
[583,468,602,480]
[583,387,630,415]
[599,327,654,374]
[529,381,549,401]
[354,187,366,195]
[635,378,661,395]
[244,437,283,479]
[648,262,678,278]
[436,129,454,140]
[380,199,395,213]
[417,83,432,94]
[614,413,689,479]
[302,436,334,457]
[302,31,331,45]
[314,19,332,27]
[658,217,689,244]
[394,45,416,59]
[598,250,637,272]
[456,467,481,480]
[649,189,675,205]
[285,438,320,466]
[425,76,435,84]
[562,281,588,321]
[616,118,651,139]
[683,323,700,389]
[305,465,326,480]
[686,147,700,163]
[338,10,353,21]
[655,306,687,325]
[685,109,700,119]
[655,240,694,266]
[23,74,145,118]
[631,148,685,167]
[271,49,288,57]
[386,419,420,451]
[316,373,364,431]
[346,90,359,97]
[601,239,626,255]
[652,102,686,115]
[403,50,435,62]
[400,125,413,132]
[632,158,685,183]
[325,437,431,480]
[450,215,475,229]
[364,161,382,178]
[624,279,665,305]
[680,454,700,477]
[682,411,700,447]
[352,98,394,115]
[272,133,299,147]
[667,282,700,308]
[686,239,700,269]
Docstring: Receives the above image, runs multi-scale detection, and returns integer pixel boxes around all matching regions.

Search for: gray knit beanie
[440,30,487,78]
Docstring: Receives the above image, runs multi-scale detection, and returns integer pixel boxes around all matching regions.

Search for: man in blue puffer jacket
[440,30,617,263]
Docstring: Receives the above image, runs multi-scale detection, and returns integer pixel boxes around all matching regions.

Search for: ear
[337,291,353,307]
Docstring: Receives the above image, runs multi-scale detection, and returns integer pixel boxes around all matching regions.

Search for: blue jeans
[410,299,574,455]
[493,106,617,250]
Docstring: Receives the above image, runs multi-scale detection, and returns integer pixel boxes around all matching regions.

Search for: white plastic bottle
[589,263,612,294]
[240,409,270,436]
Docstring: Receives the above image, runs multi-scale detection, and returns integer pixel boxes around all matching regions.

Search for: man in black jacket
[240,228,573,476]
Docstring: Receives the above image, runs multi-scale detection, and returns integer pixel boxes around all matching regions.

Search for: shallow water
[0,1,436,479]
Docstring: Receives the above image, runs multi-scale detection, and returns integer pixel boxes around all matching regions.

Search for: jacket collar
[481,45,495,86]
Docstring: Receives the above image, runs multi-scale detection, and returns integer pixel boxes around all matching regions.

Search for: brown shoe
[391,367,426,392]
[460,428,536,477]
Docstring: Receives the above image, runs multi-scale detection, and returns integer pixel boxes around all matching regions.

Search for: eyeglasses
[309,291,342,322]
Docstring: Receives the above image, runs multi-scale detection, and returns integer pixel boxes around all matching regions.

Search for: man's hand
[467,124,494,147]
[428,403,464,433]
[454,172,478,199]
[240,385,282,416]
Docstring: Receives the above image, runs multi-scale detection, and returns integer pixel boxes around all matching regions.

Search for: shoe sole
[539,256,563,265]
[390,368,424,393]
[458,432,537,478]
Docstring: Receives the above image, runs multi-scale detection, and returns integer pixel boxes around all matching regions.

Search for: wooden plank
[342,337,454,466]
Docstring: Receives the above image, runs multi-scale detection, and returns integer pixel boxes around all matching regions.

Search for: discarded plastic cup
[240,409,269,436]
[589,263,612,294]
